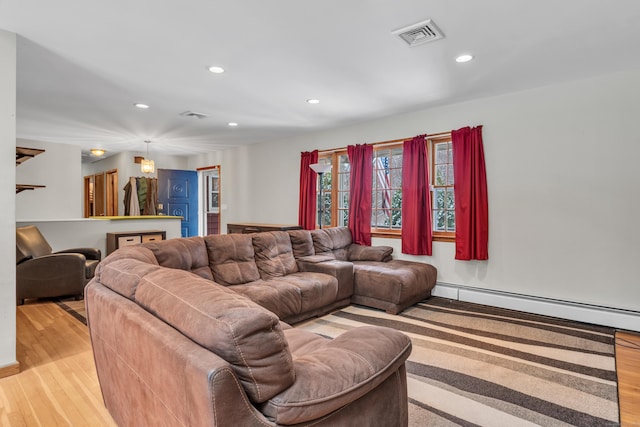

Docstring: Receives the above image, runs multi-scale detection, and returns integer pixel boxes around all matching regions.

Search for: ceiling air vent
[392,19,444,47]
[180,110,208,119]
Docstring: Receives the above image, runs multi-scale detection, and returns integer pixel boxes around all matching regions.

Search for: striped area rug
[295,298,619,427]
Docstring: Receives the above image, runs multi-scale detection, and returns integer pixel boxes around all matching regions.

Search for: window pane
[436,165,447,186]
[447,165,454,185]
[372,210,390,228]
[339,209,349,226]
[434,210,446,231]
[390,148,403,168]
[435,143,448,164]
[446,211,455,232]
[390,168,402,189]
[339,155,350,172]
[446,188,455,209]
[339,173,349,191]
[321,171,332,190]
[390,209,402,227]
[447,145,453,163]
[434,188,445,209]
[320,193,332,227]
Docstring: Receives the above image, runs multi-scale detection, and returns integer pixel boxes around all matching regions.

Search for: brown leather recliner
[16,225,101,305]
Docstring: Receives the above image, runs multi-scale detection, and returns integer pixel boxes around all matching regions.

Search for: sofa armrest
[17,254,86,298]
[348,244,393,262]
[261,326,411,424]
[297,258,354,300]
[56,247,102,260]
[18,253,86,278]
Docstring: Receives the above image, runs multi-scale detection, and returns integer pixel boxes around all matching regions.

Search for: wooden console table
[227,223,302,234]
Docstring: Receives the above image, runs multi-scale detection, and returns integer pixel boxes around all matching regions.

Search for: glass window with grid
[316,157,333,228]
[431,138,455,239]
[316,138,454,240]
[372,146,403,233]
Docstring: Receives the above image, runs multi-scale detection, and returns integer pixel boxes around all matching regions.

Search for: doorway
[199,166,221,235]
[84,169,118,217]
[157,169,199,237]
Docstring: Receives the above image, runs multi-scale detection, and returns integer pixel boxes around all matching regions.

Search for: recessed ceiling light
[228,122,238,127]
[208,66,225,74]
[306,99,320,104]
[134,103,150,109]
[455,54,473,63]
[90,148,105,157]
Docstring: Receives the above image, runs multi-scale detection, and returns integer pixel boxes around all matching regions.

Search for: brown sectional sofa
[86,227,437,426]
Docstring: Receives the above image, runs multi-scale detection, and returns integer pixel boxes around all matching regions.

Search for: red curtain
[347,144,373,245]
[401,135,432,255]
[452,126,489,260]
[298,150,318,230]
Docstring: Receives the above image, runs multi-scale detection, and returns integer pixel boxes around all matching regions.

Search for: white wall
[83,151,190,216]
[16,218,182,257]
[0,29,17,372]
[16,139,82,219]
[209,69,640,313]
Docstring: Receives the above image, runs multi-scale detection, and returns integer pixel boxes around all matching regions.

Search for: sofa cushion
[309,229,336,259]
[204,234,261,286]
[261,326,411,424]
[228,280,302,320]
[276,272,338,313]
[143,237,213,280]
[348,244,393,262]
[134,268,295,403]
[310,227,352,261]
[96,256,162,300]
[287,230,315,258]
[252,231,298,279]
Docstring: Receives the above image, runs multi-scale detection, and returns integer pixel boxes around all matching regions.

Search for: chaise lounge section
[290,227,438,314]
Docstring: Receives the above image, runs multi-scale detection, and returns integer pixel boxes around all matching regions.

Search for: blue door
[157,169,198,237]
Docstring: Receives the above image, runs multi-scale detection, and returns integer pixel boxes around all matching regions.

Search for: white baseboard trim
[432,282,640,332]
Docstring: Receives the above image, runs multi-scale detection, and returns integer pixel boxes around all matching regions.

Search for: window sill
[433,233,455,243]
[371,230,402,239]
[370,230,455,242]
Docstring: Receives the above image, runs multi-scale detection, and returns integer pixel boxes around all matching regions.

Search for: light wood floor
[0,302,116,426]
[617,331,640,426]
[1,301,639,427]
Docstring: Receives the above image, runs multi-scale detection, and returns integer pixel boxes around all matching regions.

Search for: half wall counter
[16,216,182,259]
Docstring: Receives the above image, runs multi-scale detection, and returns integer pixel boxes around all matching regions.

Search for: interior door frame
[197,165,221,235]
[83,169,118,217]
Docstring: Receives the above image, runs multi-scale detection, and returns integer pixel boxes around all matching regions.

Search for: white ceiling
[2,0,640,159]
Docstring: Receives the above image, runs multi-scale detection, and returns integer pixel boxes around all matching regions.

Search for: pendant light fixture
[141,140,155,173]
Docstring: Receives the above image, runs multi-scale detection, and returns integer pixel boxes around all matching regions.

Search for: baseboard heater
[432,282,639,332]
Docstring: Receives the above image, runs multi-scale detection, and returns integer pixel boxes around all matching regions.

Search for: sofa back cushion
[96,251,161,300]
[204,234,261,286]
[252,231,298,279]
[133,268,295,403]
[143,237,213,280]
[310,227,352,260]
[16,225,53,262]
[287,230,314,258]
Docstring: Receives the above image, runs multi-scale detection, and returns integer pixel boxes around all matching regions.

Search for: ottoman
[350,260,437,314]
